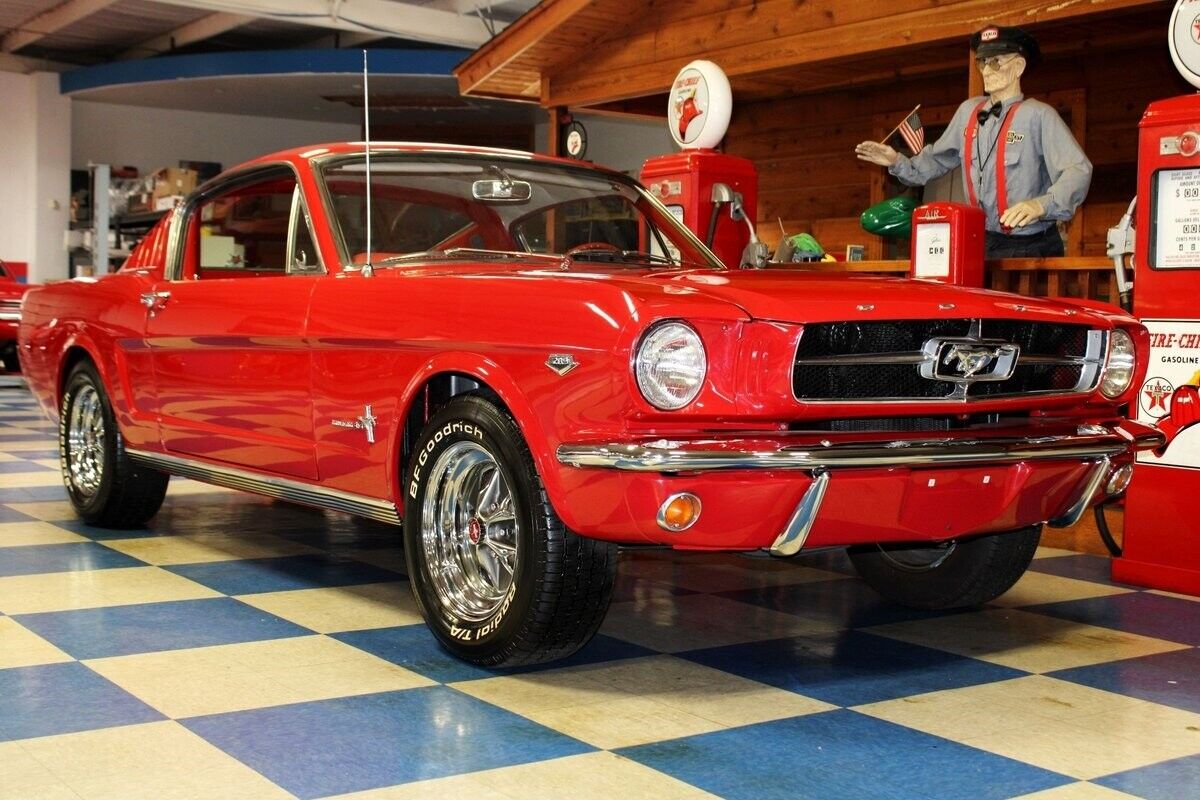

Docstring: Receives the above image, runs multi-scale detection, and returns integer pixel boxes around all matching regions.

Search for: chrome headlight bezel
[1099,328,1136,399]
[634,320,707,411]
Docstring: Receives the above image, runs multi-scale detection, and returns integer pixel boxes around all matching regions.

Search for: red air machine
[909,202,986,286]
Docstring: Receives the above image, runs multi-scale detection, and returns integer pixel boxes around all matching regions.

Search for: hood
[645,270,1130,327]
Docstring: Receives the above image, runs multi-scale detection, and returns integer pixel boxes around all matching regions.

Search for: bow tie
[977,103,1002,125]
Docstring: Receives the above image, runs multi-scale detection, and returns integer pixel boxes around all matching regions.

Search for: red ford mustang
[17,143,1183,666]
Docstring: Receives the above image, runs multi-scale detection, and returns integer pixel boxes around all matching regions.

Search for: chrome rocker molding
[556,427,1165,473]
[127,449,401,525]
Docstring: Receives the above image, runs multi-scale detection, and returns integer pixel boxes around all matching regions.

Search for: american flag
[895,108,924,154]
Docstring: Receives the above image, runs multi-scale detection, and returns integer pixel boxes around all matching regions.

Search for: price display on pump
[1154,168,1200,267]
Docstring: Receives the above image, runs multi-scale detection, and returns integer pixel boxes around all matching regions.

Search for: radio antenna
[362,49,374,276]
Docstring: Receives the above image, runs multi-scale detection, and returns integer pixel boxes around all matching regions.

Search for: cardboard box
[150,167,198,205]
[154,195,183,212]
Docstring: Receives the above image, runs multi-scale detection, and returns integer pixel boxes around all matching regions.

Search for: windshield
[318,153,723,269]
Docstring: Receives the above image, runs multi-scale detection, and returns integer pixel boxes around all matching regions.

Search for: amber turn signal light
[658,493,702,532]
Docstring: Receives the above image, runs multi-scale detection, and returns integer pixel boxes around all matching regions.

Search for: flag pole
[882,104,921,144]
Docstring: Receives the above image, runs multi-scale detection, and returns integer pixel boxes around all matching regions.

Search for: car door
[145,165,324,479]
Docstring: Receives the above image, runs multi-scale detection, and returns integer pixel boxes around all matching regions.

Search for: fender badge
[546,354,579,376]
[332,404,378,444]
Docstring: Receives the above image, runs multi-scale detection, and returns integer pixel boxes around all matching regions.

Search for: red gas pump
[909,202,986,286]
[641,60,761,269]
[641,150,757,269]
[1110,2,1200,595]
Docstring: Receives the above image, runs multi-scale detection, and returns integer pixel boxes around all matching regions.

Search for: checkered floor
[1,380,1198,800]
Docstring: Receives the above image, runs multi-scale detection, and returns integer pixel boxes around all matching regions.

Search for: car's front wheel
[403,394,617,667]
[848,525,1041,609]
[60,361,168,527]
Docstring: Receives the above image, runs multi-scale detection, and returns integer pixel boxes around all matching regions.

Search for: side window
[190,174,296,279]
[288,187,323,274]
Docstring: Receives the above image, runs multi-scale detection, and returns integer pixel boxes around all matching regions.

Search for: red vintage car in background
[0,259,32,372]
[17,143,1179,666]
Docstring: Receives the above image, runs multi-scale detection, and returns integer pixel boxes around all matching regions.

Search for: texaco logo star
[1143,377,1174,417]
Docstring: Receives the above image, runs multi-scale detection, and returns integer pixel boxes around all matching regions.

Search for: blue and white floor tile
[0,378,1197,799]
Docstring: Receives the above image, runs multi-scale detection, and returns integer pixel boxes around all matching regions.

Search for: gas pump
[641,60,765,269]
[1111,0,1200,595]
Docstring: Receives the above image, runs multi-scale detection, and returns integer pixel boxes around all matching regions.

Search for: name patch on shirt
[1005,131,1025,144]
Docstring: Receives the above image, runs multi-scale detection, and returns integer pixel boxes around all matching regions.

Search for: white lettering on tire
[408,421,483,499]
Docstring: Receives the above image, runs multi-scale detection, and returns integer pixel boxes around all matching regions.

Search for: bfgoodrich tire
[403,395,617,667]
[59,361,168,528]
[848,525,1042,609]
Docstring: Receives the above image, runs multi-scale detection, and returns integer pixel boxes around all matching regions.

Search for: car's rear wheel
[848,524,1041,609]
[403,394,617,667]
[60,361,168,527]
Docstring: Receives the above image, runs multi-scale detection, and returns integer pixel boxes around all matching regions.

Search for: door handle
[140,291,171,314]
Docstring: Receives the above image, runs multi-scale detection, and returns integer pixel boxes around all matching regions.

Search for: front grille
[793,319,1102,401]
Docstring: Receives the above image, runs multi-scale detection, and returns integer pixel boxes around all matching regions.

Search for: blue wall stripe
[61,48,470,95]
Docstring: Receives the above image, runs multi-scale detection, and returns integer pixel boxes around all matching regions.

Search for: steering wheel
[565,242,622,259]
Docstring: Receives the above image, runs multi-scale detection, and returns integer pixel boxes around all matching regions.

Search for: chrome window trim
[309,150,725,273]
[127,448,400,524]
[165,161,316,282]
[284,185,327,276]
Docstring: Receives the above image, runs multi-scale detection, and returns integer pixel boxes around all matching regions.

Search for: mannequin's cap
[970,25,1040,67]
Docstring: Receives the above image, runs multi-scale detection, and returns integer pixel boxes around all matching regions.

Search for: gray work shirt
[889,94,1092,236]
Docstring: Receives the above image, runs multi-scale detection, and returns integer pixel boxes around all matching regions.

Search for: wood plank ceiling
[456,0,1172,109]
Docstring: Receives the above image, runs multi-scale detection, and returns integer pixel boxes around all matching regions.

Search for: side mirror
[1155,384,1200,455]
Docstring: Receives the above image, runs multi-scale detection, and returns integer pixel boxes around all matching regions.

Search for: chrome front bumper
[556,423,1164,557]
[556,425,1164,473]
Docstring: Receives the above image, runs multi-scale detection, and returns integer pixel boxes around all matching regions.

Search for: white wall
[72,101,360,175]
[536,112,675,175]
[0,72,71,282]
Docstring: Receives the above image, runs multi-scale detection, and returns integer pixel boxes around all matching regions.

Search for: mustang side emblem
[920,338,1020,384]
[332,404,378,444]
[546,354,579,376]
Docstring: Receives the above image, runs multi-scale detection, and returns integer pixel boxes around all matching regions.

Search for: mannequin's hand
[854,141,899,167]
[1000,198,1046,229]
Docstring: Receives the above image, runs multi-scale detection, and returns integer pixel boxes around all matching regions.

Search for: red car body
[18,143,1163,549]
[0,261,31,372]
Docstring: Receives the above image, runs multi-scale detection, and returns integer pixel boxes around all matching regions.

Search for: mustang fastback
[18,143,1179,666]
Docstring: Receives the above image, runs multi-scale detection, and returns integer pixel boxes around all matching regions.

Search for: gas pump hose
[1093,502,1123,558]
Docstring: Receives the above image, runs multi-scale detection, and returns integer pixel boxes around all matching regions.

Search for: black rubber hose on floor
[1094,501,1123,558]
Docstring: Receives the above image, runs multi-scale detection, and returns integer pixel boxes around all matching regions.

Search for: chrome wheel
[876,541,957,572]
[66,384,106,498]
[420,441,519,623]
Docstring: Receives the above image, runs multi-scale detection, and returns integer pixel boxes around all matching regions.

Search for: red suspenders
[963,100,1023,223]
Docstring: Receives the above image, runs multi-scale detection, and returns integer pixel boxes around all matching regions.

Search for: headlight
[635,321,707,410]
[1099,329,1136,398]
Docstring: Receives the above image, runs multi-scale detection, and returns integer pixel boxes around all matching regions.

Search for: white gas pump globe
[1169,0,1200,90]
[667,60,733,149]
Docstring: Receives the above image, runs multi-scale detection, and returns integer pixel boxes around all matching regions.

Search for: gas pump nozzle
[1106,197,1137,310]
[710,182,768,269]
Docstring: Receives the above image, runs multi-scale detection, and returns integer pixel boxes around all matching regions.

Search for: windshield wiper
[376,248,562,265]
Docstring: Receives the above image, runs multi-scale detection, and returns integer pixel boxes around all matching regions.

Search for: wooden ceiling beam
[455,0,599,95]
[2,0,118,53]
[542,0,1164,108]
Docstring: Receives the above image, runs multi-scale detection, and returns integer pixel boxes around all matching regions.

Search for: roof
[455,0,1169,108]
